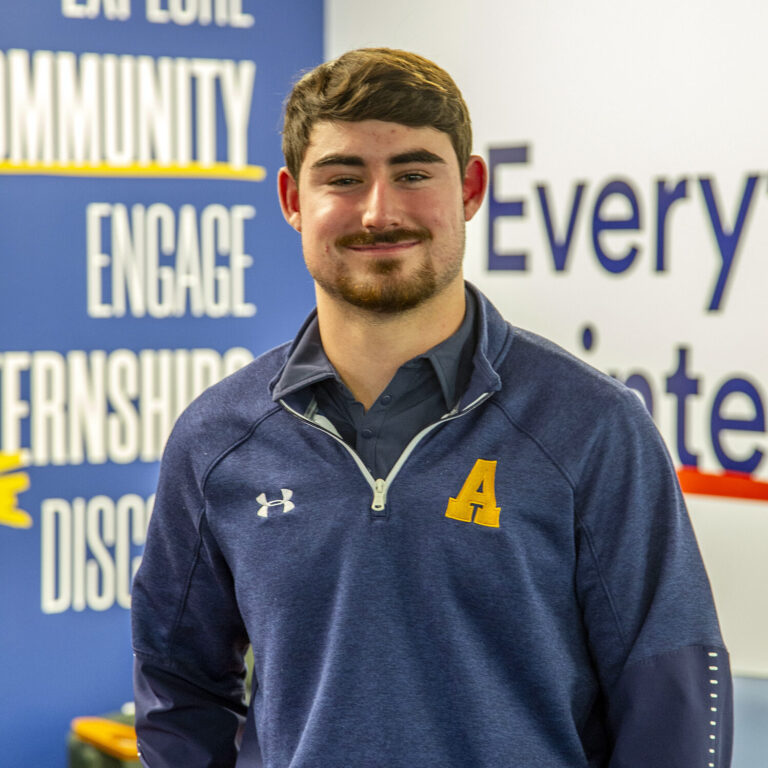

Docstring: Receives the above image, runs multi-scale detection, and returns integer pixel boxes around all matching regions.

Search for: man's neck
[316,279,466,410]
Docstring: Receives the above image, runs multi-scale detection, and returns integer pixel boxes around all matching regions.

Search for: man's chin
[339,286,435,314]
[324,274,438,314]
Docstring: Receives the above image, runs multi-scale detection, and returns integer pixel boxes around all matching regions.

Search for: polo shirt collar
[271,288,476,410]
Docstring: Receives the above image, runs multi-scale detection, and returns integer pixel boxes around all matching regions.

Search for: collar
[271,289,476,410]
[270,282,508,406]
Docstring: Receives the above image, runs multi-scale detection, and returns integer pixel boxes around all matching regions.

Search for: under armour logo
[256,488,295,518]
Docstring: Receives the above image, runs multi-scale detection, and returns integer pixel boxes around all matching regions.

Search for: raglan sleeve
[131,410,251,768]
[574,387,733,768]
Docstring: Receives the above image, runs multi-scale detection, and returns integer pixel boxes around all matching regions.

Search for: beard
[309,227,464,314]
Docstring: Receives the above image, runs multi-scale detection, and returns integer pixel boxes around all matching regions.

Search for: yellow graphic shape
[0,452,32,529]
[0,160,267,182]
[445,459,501,528]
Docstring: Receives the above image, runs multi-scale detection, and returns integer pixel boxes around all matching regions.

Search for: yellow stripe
[0,452,25,473]
[0,506,33,530]
[0,160,267,181]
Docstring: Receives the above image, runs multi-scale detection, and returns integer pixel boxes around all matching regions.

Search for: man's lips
[335,228,431,252]
[346,240,419,253]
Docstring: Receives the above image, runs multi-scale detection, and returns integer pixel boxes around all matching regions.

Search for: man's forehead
[302,120,454,167]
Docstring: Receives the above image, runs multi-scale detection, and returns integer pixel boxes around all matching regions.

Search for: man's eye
[399,172,428,183]
[328,177,359,186]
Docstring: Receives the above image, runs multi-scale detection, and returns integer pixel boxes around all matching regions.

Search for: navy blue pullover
[132,284,732,767]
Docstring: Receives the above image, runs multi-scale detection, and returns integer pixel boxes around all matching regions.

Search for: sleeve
[131,416,251,768]
[574,388,733,768]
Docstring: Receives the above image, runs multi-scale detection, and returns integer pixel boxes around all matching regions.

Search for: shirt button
[380,394,392,405]
[361,428,374,439]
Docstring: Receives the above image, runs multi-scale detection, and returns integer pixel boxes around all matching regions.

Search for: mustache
[336,228,432,248]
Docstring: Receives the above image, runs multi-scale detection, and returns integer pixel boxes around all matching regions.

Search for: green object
[66,733,141,768]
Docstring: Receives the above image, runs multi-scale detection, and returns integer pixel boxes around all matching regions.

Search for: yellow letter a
[445,459,500,528]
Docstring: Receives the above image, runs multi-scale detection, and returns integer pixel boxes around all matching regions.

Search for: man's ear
[278,167,301,232]
[462,154,488,222]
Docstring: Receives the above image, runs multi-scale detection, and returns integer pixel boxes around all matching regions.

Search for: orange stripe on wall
[677,467,768,502]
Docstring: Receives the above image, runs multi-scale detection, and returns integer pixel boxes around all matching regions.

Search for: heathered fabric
[132,285,732,768]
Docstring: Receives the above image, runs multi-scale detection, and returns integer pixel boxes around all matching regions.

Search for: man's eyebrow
[310,154,365,170]
[389,150,446,165]
[309,149,446,171]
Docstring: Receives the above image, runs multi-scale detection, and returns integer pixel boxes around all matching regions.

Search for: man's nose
[361,180,402,229]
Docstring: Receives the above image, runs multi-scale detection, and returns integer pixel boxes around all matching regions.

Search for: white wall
[327,0,768,677]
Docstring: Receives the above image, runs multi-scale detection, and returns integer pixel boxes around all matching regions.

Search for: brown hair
[282,48,472,180]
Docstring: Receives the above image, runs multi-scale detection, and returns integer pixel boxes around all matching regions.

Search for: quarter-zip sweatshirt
[132,284,732,768]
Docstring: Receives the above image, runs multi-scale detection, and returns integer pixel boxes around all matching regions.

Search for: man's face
[278,120,486,314]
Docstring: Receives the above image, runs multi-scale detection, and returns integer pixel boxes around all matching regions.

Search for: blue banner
[0,2,321,765]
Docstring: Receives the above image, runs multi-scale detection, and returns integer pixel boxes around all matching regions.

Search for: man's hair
[282,48,472,180]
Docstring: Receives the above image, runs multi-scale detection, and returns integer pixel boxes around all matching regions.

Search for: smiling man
[132,49,733,767]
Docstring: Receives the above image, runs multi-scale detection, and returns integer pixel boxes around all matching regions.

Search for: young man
[132,49,732,767]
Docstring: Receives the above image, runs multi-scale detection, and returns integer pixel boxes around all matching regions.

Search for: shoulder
[160,342,291,477]
[500,325,641,412]
[494,326,662,485]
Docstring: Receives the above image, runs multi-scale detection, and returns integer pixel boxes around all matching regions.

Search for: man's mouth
[336,228,431,252]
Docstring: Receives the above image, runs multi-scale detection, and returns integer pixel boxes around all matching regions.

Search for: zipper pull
[371,479,387,511]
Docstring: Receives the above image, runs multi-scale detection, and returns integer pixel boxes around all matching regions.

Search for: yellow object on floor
[70,717,139,760]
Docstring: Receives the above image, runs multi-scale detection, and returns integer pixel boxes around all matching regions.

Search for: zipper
[279,392,493,513]
[372,479,387,512]
[279,398,381,502]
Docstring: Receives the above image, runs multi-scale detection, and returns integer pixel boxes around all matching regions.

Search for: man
[132,48,733,767]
